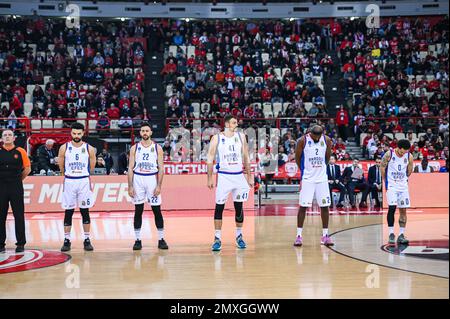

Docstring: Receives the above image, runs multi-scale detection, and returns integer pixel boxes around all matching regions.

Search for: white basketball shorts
[62,177,95,210]
[132,173,162,206]
[299,180,331,207]
[216,172,250,205]
[386,188,410,208]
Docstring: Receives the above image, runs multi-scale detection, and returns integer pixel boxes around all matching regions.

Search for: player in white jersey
[58,122,97,252]
[128,122,168,250]
[207,115,253,251]
[294,125,334,247]
[380,139,414,246]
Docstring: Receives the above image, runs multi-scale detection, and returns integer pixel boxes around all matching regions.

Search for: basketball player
[380,139,413,246]
[58,123,96,252]
[294,125,334,247]
[128,122,168,250]
[207,115,253,251]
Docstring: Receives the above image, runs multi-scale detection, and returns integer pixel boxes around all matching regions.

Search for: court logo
[0,250,70,274]
[381,239,449,261]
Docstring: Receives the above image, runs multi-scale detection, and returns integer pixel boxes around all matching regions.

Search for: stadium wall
[0,0,447,19]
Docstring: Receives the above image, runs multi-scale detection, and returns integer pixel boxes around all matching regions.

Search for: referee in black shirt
[0,129,31,253]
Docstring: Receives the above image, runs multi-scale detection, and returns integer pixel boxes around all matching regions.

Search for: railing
[0,117,138,143]
[165,116,444,135]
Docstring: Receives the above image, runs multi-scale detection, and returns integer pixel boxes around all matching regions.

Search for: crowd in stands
[0,16,151,132]
[337,15,449,161]
[162,19,330,123]
[162,16,449,165]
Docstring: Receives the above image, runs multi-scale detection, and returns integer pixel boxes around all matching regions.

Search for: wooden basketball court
[0,205,447,299]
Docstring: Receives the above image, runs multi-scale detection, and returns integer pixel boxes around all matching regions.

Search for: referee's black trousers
[0,180,26,247]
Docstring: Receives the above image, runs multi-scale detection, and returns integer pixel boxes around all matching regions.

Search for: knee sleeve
[64,209,75,227]
[234,201,244,223]
[214,204,225,220]
[151,205,164,229]
[80,208,90,225]
[387,205,396,227]
[134,204,144,230]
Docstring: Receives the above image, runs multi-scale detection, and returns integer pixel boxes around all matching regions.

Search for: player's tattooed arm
[295,136,305,169]
[380,150,391,181]
[127,145,136,197]
[57,143,66,175]
[207,135,218,189]
[325,136,332,164]
[407,153,414,177]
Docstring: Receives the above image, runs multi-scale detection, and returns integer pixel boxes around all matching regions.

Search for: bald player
[294,125,334,247]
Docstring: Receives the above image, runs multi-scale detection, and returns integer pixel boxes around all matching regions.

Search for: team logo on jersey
[138,147,141,151]
[322,199,326,204]
[404,158,407,163]
[151,147,155,152]
[81,148,86,153]
[68,146,72,152]
[236,195,241,200]
[222,138,225,144]
[14,154,18,159]
[320,141,324,146]
[235,137,238,143]
[392,157,395,161]
[308,141,312,146]
[0,250,70,274]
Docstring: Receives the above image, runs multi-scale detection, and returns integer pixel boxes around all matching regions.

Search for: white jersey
[216,132,244,174]
[64,142,90,178]
[386,149,409,191]
[300,134,328,183]
[133,141,159,176]
[417,164,432,173]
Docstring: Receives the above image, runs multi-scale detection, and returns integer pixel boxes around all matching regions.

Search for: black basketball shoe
[61,239,71,252]
[133,240,142,251]
[83,238,94,251]
[158,239,169,250]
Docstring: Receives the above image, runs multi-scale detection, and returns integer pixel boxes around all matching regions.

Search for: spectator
[327,155,346,208]
[335,105,349,142]
[37,139,58,173]
[96,112,110,131]
[100,149,114,175]
[367,158,382,208]
[414,157,435,173]
[341,158,370,208]
[118,151,129,175]
[439,159,449,172]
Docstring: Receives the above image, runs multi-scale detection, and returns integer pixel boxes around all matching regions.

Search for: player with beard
[59,123,97,252]
[128,122,168,250]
